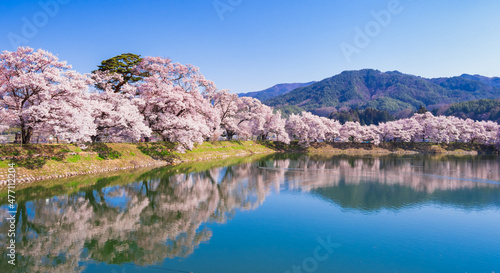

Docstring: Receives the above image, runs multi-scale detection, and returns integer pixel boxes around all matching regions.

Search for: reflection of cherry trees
[1,155,499,272]
[262,155,500,211]
[0,161,286,272]
[271,155,500,193]
[0,198,93,273]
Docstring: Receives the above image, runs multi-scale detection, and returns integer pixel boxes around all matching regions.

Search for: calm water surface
[1,154,500,273]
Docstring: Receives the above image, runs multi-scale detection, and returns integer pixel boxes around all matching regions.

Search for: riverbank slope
[0,141,275,186]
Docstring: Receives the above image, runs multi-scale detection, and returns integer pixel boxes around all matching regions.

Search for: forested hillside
[264,69,500,115]
[439,99,500,123]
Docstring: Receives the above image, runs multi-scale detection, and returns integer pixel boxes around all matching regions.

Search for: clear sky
[1,0,499,93]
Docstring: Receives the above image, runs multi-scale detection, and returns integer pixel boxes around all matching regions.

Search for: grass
[0,160,10,168]
[66,154,81,163]
[177,141,275,161]
[171,154,270,173]
[0,143,168,183]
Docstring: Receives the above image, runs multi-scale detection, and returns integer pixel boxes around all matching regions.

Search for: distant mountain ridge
[238,81,315,101]
[263,69,500,116]
[460,74,500,88]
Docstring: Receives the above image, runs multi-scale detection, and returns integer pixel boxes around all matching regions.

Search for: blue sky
[1,0,499,93]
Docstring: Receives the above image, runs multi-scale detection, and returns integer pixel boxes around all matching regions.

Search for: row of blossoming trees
[287,111,500,146]
[1,47,499,151]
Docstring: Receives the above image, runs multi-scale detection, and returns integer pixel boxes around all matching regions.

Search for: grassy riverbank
[0,141,275,186]
[0,140,496,186]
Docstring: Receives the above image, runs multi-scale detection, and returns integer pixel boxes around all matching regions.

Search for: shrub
[89,143,122,160]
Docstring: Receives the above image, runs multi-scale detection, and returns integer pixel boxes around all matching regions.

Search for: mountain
[459,74,500,88]
[264,69,500,116]
[429,75,500,94]
[238,82,315,101]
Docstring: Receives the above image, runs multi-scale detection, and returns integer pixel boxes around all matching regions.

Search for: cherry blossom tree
[89,71,151,142]
[471,120,498,144]
[339,121,364,142]
[285,112,339,144]
[251,104,289,143]
[379,119,420,142]
[134,56,220,151]
[378,122,395,142]
[208,89,241,140]
[322,117,342,142]
[411,112,436,142]
[231,97,263,139]
[362,124,381,145]
[261,110,290,143]
[400,113,498,144]
[0,47,95,144]
[209,91,280,141]
[402,117,423,142]
[450,117,474,143]
[285,113,309,144]
[424,115,455,144]
[301,112,329,142]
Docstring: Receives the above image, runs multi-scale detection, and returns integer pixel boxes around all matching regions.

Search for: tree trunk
[91,135,101,143]
[21,127,32,144]
[144,137,150,142]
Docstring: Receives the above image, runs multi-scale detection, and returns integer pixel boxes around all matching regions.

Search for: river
[1,154,499,273]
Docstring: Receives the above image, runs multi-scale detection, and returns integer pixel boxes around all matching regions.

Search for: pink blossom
[134,56,220,151]
[0,47,95,143]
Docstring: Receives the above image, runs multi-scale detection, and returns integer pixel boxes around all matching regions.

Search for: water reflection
[268,154,500,210]
[0,154,499,272]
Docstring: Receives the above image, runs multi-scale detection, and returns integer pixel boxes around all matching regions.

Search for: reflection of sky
[216,167,228,184]
[102,186,130,212]
[160,191,500,273]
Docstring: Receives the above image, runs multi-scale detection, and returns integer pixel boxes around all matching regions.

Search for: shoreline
[0,141,496,188]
